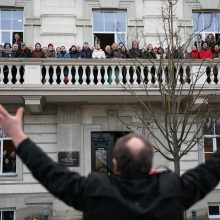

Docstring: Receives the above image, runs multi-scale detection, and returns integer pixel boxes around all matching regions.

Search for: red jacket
[190,50,199,59]
[199,49,212,59]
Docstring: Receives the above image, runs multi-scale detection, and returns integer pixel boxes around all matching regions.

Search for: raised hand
[0,105,27,147]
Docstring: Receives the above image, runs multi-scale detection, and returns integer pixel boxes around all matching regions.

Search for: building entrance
[91,131,129,173]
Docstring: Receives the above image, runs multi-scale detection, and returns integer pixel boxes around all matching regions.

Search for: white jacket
[92,49,106,59]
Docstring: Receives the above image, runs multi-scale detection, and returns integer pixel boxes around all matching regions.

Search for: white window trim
[92,10,127,45]
[0,8,24,45]
[208,204,220,219]
[203,120,220,161]
[0,208,16,220]
[0,133,17,177]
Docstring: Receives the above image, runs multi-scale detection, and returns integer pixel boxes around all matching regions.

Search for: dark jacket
[110,49,124,58]
[194,40,204,51]
[129,48,142,58]
[18,48,32,58]
[79,48,93,58]
[45,50,56,58]
[11,50,19,58]
[69,51,80,58]
[142,50,157,59]
[2,49,12,58]
[16,138,220,220]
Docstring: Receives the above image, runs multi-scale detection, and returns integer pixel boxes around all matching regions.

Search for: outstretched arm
[0,105,27,147]
[180,150,220,209]
[0,105,87,210]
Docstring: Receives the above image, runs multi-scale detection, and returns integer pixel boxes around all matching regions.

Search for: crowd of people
[1,33,220,60]
[2,149,16,173]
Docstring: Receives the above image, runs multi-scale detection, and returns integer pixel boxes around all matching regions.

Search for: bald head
[113,133,153,175]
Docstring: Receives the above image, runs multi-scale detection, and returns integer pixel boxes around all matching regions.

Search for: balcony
[0,58,219,112]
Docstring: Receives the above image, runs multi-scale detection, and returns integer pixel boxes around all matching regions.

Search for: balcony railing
[0,58,219,86]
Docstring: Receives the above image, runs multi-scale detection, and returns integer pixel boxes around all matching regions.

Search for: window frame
[0,129,17,176]
[203,119,220,161]
[92,10,127,45]
[192,11,220,42]
[0,208,16,220]
[0,8,24,45]
[208,204,220,219]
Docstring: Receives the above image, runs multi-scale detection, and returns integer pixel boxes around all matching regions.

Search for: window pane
[209,206,220,215]
[203,118,214,135]
[116,12,126,32]
[3,140,16,173]
[117,33,126,44]
[215,120,220,135]
[0,129,8,138]
[2,211,14,220]
[93,11,104,32]
[2,32,11,45]
[193,13,203,32]
[12,10,23,30]
[217,137,220,151]
[0,143,2,173]
[1,10,12,30]
[203,13,215,32]
[214,13,220,33]
[104,12,115,32]
[204,138,213,152]
[95,148,107,172]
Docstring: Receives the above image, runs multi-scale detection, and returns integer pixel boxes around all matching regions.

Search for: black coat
[129,48,142,58]
[17,138,220,220]
[79,48,93,58]
[18,48,32,58]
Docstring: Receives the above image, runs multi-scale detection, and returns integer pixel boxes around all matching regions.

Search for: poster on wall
[58,152,80,167]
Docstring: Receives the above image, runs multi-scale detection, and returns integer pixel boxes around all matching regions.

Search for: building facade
[0,0,220,220]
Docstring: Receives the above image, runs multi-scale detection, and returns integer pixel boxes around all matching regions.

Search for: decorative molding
[23,95,46,113]
[199,0,220,9]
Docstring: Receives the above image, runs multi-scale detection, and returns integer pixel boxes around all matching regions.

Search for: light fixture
[17,19,22,22]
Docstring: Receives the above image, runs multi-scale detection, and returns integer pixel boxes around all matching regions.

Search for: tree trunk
[174,157,181,176]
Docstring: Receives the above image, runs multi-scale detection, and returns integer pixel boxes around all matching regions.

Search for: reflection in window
[93,10,127,44]
[203,119,220,161]
[0,9,24,45]
[0,129,16,175]
[95,148,107,173]
[193,12,220,42]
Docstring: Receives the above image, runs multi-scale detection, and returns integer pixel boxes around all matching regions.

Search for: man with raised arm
[0,105,219,220]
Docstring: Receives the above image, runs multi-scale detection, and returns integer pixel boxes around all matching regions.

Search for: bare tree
[120,0,220,175]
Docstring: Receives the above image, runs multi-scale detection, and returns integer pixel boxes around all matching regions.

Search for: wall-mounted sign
[58,152,80,167]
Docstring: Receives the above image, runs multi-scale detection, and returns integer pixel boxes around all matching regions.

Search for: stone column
[53,104,83,220]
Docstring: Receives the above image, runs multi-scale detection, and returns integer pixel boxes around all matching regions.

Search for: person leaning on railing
[32,43,45,58]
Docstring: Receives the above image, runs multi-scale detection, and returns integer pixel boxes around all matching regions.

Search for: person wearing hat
[18,42,32,58]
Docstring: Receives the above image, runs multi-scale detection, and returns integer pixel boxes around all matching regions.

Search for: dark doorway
[91,131,129,174]
[94,34,115,50]
[215,33,220,45]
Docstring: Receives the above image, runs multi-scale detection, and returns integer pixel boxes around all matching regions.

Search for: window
[208,204,220,218]
[193,12,220,41]
[0,129,17,176]
[0,209,16,220]
[92,10,127,44]
[0,9,24,45]
[203,119,220,161]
